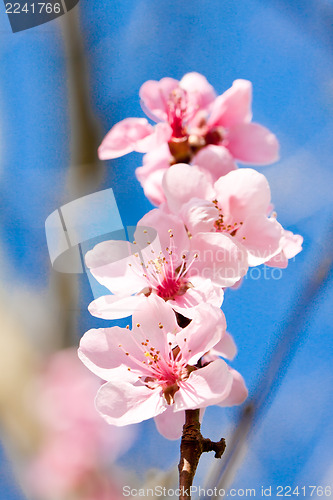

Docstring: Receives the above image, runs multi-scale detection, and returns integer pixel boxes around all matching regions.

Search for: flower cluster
[79,73,303,440]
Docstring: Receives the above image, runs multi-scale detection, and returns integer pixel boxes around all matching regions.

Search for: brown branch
[178,409,226,499]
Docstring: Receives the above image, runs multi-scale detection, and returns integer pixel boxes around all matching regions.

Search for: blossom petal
[208,79,252,128]
[136,167,167,207]
[189,232,248,287]
[218,368,248,407]
[139,78,180,122]
[138,209,190,263]
[180,198,217,234]
[162,163,215,214]
[135,144,171,206]
[209,331,237,361]
[281,230,304,260]
[236,214,283,266]
[132,294,180,347]
[78,327,152,381]
[85,241,146,295]
[176,305,226,365]
[96,381,166,426]
[154,407,185,440]
[227,122,279,165]
[170,277,224,315]
[194,145,237,182]
[136,144,171,182]
[180,72,216,110]
[265,230,303,268]
[264,251,288,269]
[88,294,144,320]
[154,407,205,441]
[174,359,233,411]
[214,168,271,221]
[135,122,172,153]
[98,118,155,160]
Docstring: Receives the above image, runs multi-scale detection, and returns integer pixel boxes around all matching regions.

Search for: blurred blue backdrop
[0,0,332,498]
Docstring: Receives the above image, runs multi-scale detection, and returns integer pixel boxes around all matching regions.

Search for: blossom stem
[178,409,226,499]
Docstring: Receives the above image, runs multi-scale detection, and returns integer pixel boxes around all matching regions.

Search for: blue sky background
[0,0,332,498]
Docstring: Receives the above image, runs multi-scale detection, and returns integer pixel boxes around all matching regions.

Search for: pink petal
[88,294,144,320]
[208,79,252,129]
[211,331,237,361]
[176,305,226,365]
[136,167,168,206]
[96,381,166,426]
[98,118,155,160]
[154,408,205,440]
[139,78,180,122]
[227,122,279,165]
[188,232,248,287]
[264,251,288,269]
[136,143,170,183]
[281,230,303,260]
[187,276,224,308]
[138,209,190,263]
[214,168,272,221]
[180,199,217,234]
[236,214,283,266]
[135,144,171,206]
[154,407,185,440]
[133,294,180,346]
[78,327,150,381]
[174,359,233,410]
[218,368,248,407]
[265,230,303,268]
[179,72,216,110]
[134,122,172,153]
[162,163,215,214]
[194,145,237,182]
[85,241,146,295]
[170,277,223,315]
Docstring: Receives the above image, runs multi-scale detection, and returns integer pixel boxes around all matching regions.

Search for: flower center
[132,230,198,301]
[155,271,182,299]
[204,127,224,145]
[212,199,243,236]
[167,89,188,138]
[119,322,196,406]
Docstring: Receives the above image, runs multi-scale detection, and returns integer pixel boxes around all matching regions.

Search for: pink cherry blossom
[85,210,248,320]
[78,295,239,433]
[162,164,284,266]
[98,73,279,206]
[152,319,247,440]
[98,73,214,161]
